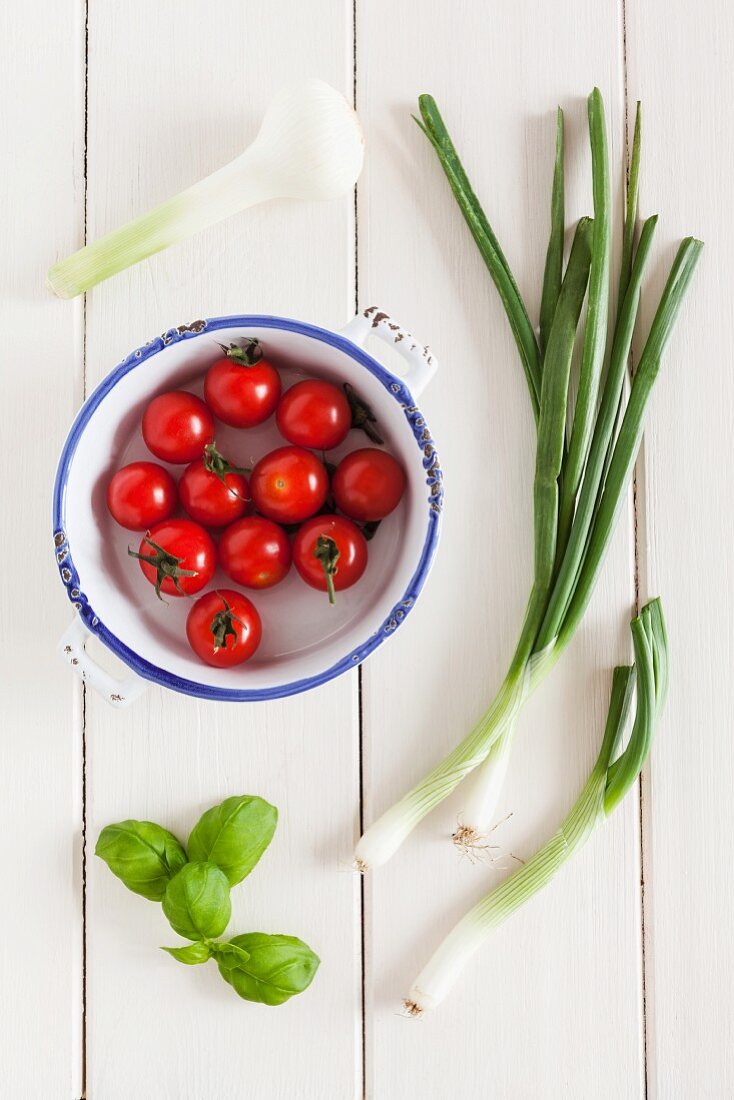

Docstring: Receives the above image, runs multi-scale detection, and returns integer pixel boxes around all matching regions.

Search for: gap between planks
[80,0,90,1095]
[620,0,651,1089]
[353,2,369,1096]
[352,10,647,1097]
[77,7,367,1094]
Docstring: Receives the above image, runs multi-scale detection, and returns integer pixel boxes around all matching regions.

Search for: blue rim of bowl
[52,314,443,701]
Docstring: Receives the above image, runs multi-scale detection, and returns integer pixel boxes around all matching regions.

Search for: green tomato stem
[314,535,339,606]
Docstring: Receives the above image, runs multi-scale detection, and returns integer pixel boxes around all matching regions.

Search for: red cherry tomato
[276,379,351,450]
[179,443,250,528]
[142,391,214,464]
[204,339,281,428]
[107,462,177,530]
[293,514,368,604]
[129,518,216,599]
[220,516,292,590]
[186,589,262,668]
[250,446,328,524]
[332,448,406,522]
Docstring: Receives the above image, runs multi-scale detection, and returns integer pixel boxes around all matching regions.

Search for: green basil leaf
[161,940,213,965]
[162,862,231,940]
[187,796,278,886]
[211,941,251,971]
[95,820,187,901]
[215,933,320,1006]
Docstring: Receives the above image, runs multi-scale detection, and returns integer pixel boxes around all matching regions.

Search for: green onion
[354,90,701,871]
[556,89,612,557]
[403,600,667,1016]
[539,108,565,357]
[558,235,703,647]
[619,102,643,306]
[594,102,643,504]
[536,212,659,647]
[533,218,592,594]
[47,80,364,298]
[415,95,542,421]
[455,216,594,840]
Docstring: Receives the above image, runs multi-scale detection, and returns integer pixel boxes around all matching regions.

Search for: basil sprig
[96,795,319,1007]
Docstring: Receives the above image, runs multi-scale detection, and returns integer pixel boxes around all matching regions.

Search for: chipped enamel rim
[52,314,443,701]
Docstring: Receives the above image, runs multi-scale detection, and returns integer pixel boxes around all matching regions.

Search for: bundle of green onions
[404,598,668,1015]
[354,89,701,871]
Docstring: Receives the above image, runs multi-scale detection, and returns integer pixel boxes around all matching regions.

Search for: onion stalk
[47,79,364,298]
[538,108,565,357]
[556,89,612,557]
[452,721,517,856]
[404,598,668,1016]
[355,91,701,871]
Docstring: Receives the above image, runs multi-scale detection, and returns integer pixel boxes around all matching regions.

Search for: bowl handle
[59,616,147,708]
[340,306,438,397]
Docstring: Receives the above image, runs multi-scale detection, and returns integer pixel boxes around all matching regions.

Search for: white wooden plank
[625,4,734,1095]
[358,3,646,1096]
[83,3,360,1097]
[0,1,84,1096]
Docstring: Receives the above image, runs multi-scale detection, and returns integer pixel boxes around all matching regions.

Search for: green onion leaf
[416,95,542,420]
[537,214,659,648]
[605,602,661,812]
[618,102,642,306]
[533,218,592,593]
[559,237,703,645]
[557,89,612,554]
[539,108,566,358]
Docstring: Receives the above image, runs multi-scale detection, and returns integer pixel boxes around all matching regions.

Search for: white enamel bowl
[53,309,442,706]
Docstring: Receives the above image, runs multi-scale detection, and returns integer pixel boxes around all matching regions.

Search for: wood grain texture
[357,2,646,1096]
[83,3,360,1097]
[625,4,734,1095]
[0,2,85,1096]
[5,1,731,1095]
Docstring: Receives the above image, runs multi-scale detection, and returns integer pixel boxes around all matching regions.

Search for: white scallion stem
[355,644,557,871]
[48,161,269,298]
[405,767,606,1015]
[356,667,532,871]
[453,721,516,851]
[406,610,663,1016]
[452,644,557,851]
[48,78,364,298]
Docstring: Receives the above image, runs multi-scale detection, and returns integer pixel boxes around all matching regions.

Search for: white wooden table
[3,1,731,1096]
